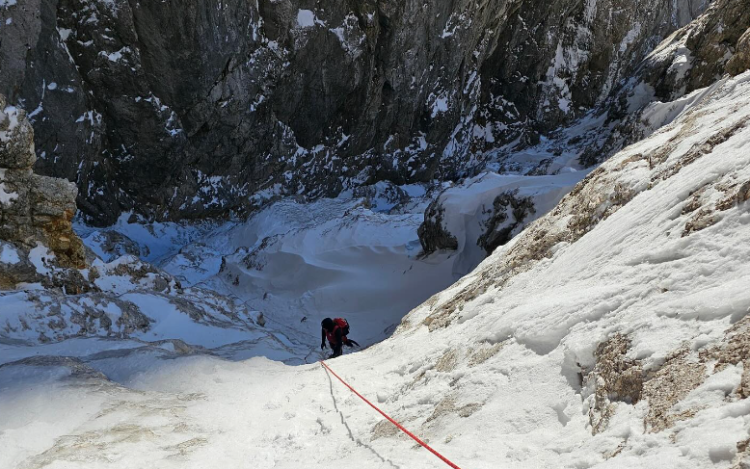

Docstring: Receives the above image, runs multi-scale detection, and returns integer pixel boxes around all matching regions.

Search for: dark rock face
[418,200,458,255]
[642,0,750,99]
[479,0,707,140]
[0,0,717,225]
[578,0,750,167]
[477,190,535,255]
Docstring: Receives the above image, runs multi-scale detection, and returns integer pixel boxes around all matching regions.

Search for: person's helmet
[321,318,334,330]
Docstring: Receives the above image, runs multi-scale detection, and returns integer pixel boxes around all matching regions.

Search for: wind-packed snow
[640,77,723,131]
[1,72,750,469]
[0,242,20,264]
[297,10,314,27]
[28,243,53,275]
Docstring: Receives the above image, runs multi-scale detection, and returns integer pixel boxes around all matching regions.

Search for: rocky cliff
[417,0,750,258]
[0,0,719,225]
[0,96,271,344]
[578,0,750,166]
[0,96,86,289]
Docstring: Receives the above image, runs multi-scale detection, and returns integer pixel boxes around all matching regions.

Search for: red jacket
[325,318,349,345]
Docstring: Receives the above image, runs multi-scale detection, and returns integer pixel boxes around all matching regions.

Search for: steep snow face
[2,165,585,369]
[387,71,750,467]
[2,71,749,469]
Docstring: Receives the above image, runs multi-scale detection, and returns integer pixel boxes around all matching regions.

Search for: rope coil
[320,360,464,469]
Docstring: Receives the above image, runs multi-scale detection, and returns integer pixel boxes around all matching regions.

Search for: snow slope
[2,71,749,469]
[190,194,463,346]
[2,165,587,366]
[101,176,581,350]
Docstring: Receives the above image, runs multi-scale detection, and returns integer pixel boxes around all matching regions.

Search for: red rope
[320,360,464,469]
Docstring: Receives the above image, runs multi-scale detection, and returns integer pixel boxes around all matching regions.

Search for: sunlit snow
[1,68,750,469]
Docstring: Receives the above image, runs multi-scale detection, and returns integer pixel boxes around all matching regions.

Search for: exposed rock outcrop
[579,0,750,167]
[477,190,536,254]
[584,334,644,434]
[584,317,750,437]
[419,186,537,257]
[0,95,86,289]
[418,201,459,255]
[416,171,578,266]
[640,0,750,100]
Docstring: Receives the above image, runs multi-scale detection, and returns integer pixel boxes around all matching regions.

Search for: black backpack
[334,318,350,336]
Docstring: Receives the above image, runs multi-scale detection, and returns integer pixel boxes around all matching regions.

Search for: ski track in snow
[1,73,750,468]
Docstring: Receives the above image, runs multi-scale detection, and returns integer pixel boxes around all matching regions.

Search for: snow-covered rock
[2,67,749,469]
[0,95,86,289]
[419,170,586,273]
[1,3,750,468]
[162,190,460,348]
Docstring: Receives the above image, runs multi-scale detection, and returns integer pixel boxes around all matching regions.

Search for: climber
[321,317,359,358]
